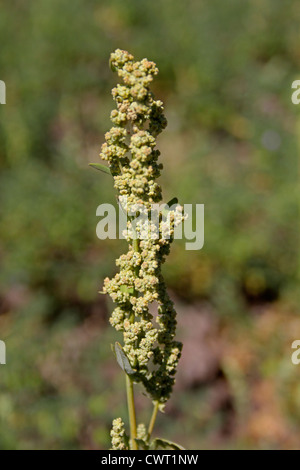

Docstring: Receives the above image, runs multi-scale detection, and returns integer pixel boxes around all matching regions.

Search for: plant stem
[126,374,138,449]
[148,401,159,439]
[125,234,140,450]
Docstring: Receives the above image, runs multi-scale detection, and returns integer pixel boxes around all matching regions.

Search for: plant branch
[147,401,159,439]
[126,374,138,449]
[125,234,140,449]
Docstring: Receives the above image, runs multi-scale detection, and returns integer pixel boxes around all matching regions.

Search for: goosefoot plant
[90,49,185,450]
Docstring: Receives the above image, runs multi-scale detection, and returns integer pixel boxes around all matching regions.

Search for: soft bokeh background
[0,0,299,449]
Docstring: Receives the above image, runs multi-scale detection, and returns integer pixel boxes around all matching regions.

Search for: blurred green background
[0,0,299,449]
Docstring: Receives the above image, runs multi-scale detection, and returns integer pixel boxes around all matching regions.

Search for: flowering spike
[100,49,185,449]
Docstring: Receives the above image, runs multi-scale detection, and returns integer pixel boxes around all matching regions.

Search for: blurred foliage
[0,0,299,449]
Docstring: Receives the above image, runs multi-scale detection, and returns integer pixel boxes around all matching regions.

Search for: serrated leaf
[120,285,135,294]
[114,342,135,376]
[89,163,111,175]
[134,439,149,450]
[150,438,185,450]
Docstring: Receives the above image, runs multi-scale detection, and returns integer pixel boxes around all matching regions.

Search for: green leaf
[134,439,149,450]
[150,438,185,450]
[120,285,135,294]
[124,432,130,450]
[166,197,178,207]
[114,342,135,376]
[161,197,179,217]
[116,197,127,215]
[89,163,111,175]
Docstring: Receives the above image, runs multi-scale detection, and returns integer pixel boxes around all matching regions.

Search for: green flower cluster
[110,418,128,450]
[101,49,184,412]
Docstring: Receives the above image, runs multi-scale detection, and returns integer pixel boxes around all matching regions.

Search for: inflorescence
[100,49,185,449]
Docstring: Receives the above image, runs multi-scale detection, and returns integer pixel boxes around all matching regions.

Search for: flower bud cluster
[110,418,128,450]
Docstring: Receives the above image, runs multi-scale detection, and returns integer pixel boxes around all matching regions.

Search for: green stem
[147,401,159,439]
[126,234,139,450]
[126,374,138,450]
[133,236,139,252]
